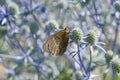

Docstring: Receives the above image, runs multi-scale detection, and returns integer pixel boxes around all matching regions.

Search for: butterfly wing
[56,30,70,55]
[43,28,70,55]
[43,35,54,53]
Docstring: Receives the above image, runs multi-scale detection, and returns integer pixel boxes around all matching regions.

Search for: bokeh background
[0,0,120,80]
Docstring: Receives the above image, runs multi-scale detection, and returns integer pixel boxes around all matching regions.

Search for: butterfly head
[64,27,70,34]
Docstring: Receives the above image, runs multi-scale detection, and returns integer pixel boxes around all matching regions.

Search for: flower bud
[29,21,39,34]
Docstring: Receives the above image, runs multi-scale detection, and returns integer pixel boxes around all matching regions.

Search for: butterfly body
[43,28,70,55]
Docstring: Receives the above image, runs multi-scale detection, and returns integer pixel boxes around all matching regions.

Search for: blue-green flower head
[111,58,120,73]
[85,30,98,45]
[105,50,114,64]
[114,1,120,12]
[71,28,83,42]
[45,20,59,34]
[8,2,19,15]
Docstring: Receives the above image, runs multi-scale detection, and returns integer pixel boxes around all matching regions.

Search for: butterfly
[43,27,70,56]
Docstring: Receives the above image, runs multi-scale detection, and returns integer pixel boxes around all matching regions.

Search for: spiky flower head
[85,30,98,45]
[45,20,59,34]
[114,1,120,12]
[105,50,114,64]
[111,58,120,73]
[71,28,83,42]
[56,1,67,9]
[8,2,19,15]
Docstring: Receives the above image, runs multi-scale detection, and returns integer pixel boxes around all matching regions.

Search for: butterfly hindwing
[43,28,70,55]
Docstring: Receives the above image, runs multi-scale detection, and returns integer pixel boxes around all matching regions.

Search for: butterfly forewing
[43,28,70,55]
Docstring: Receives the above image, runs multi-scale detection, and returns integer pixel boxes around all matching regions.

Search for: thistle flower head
[85,30,98,45]
[105,50,114,64]
[111,58,120,73]
[45,20,59,34]
[71,28,83,42]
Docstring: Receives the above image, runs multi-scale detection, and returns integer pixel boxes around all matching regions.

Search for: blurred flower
[105,50,114,64]
[8,2,19,15]
[56,1,67,9]
[29,21,39,34]
[0,0,5,6]
[111,58,120,73]
[45,20,59,35]
[0,26,7,38]
[114,1,120,12]
[72,71,83,80]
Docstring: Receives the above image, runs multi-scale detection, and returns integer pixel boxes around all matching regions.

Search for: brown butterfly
[43,27,70,55]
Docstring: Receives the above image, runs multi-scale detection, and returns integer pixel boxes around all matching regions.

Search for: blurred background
[0,0,120,80]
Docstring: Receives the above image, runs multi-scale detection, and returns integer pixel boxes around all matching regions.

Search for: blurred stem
[64,54,76,71]
[92,0,97,15]
[0,54,23,60]
[6,36,25,56]
[103,68,109,80]
[88,0,111,45]
[31,13,43,28]
[29,0,44,29]
[103,62,111,80]
[35,68,40,80]
[110,0,116,5]
[87,46,93,77]
[4,2,27,56]
[102,28,111,43]
[7,33,26,56]
[32,34,43,60]
[19,0,29,10]
[20,0,44,29]
[4,0,27,56]
[112,25,119,51]
[30,0,32,8]
[77,44,87,75]
[14,36,26,54]
[111,69,115,80]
